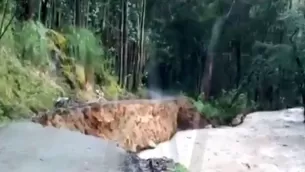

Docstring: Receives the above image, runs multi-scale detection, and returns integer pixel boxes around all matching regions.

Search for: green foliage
[193,99,221,118]
[101,75,123,99]
[14,21,51,67]
[0,19,63,122]
[0,8,122,121]
[215,90,256,114]
[0,17,51,121]
[0,12,15,47]
[1,0,304,121]
[0,45,62,121]
[62,27,104,68]
[174,163,189,172]
[61,27,121,97]
[193,90,256,124]
[46,29,68,51]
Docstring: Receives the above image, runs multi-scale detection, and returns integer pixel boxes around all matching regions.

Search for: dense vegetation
[0,0,305,123]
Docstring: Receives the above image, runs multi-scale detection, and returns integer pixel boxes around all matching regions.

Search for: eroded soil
[32,97,210,152]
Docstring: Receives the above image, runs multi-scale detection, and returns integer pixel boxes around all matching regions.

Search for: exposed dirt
[33,99,178,152]
[175,97,210,130]
[32,97,210,152]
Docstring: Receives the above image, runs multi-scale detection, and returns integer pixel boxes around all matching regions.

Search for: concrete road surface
[138,108,305,172]
[0,122,128,172]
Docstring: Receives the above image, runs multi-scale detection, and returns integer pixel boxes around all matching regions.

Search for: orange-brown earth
[32,97,210,152]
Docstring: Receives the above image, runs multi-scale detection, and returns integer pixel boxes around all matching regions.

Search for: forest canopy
[0,0,305,121]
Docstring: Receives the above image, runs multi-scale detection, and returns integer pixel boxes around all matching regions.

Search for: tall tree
[201,0,236,99]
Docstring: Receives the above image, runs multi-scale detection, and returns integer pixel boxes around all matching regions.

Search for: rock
[32,99,179,152]
[147,140,157,148]
[230,114,245,126]
[54,97,71,108]
[53,97,84,108]
[0,122,180,172]
[176,96,210,129]
[124,151,177,172]
[95,89,107,101]
[230,108,254,127]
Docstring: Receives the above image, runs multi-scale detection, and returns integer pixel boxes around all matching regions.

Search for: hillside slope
[0,46,62,121]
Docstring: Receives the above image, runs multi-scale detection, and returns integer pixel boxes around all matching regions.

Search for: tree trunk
[201,0,235,100]
[18,0,35,21]
[232,38,241,86]
[201,51,214,99]
[134,0,146,90]
[51,0,61,29]
[122,0,128,89]
[40,0,49,25]
[289,28,305,123]
[75,0,81,26]
[127,41,136,90]
[118,0,124,86]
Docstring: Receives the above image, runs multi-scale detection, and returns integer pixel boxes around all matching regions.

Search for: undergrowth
[0,15,121,122]
[193,89,257,124]
[14,20,51,67]
[0,44,62,121]
[61,26,121,99]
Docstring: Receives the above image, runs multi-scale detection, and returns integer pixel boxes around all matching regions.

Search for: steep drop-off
[32,97,211,152]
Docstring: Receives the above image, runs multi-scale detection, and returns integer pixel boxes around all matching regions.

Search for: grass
[0,17,67,122]
[0,45,62,121]
[0,17,122,122]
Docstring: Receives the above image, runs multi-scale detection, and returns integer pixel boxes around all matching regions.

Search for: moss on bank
[0,46,62,121]
[0,19,66,122]
[0,19,122,122]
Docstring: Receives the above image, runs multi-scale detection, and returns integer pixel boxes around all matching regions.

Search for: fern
[62,27,104,68]
[14,20,51,67]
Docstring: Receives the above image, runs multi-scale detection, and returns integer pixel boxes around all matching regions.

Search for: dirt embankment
[32,97,211,152]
